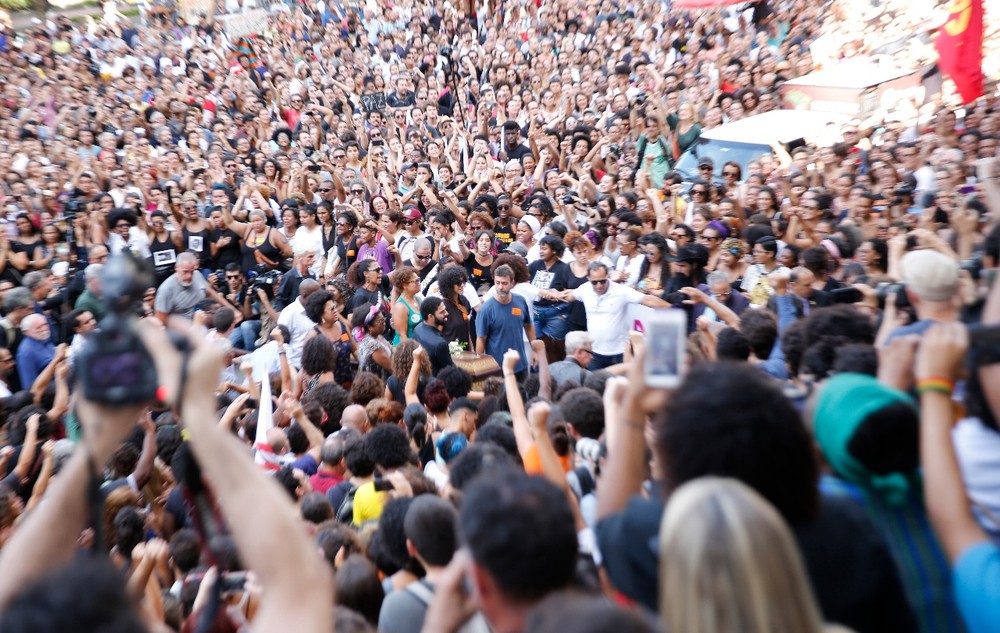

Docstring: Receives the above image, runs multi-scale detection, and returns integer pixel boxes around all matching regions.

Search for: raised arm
[502,350,534,460]
[147,321,334,633]
[917,322,987,563]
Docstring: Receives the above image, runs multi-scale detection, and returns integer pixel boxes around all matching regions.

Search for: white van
[674,110,851,182]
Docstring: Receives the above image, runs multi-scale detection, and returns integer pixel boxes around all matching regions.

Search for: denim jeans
[589,352,623,370]
[230,319,262,351]
[533,303,571,339]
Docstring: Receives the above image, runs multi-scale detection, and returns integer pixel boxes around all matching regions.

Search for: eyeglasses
[712,292,731,300]
[498,204,511,210]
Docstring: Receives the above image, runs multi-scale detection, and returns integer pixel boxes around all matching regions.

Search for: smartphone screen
[644,310,687,388]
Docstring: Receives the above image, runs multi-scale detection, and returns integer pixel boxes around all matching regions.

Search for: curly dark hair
[304,290,334,325]
[302,382,350,435]
[490,253,531,284]
[438,365,472,399]
[391,339,431,380]
[350,372,385,407]
[655,362,819,524]
[364,423,415,469]
[302,335,336,376]
[437,265,469,304]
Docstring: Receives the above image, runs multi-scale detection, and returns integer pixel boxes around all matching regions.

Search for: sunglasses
[368,267,383,273]
[699,165,712,170]
[318,187,332,192]
[225,274,242,280]
[702,234,721,242]
[591,279,609,286]
[414,253,431,260]
[351,189,365,194]
[723,170,739,177]
[405,219,419,225]
[332,154,346,159]
[691,189,707,195]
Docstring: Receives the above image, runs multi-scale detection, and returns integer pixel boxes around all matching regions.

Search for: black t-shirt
[493,222,515,248]
[210,227,243,269]
[337,234,360,272]
[528,259,570,307]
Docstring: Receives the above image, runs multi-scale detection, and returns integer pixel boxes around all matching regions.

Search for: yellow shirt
[352,480,386,526]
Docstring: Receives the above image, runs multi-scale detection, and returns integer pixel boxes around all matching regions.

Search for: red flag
[935,0,985,103]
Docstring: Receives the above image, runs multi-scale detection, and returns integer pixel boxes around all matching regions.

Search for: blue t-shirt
[477,295,531,373]
[954,542,1000,632]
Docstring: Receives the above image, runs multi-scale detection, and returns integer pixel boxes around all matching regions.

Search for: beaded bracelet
[916,377,954,396]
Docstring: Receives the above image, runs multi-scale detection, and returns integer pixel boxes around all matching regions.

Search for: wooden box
[452,351,502,390]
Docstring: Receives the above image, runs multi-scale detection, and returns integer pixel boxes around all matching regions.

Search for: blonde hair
[659,477,826,633]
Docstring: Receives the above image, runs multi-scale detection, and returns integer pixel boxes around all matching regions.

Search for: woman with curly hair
[385,339,431,404]
[716,238,749,289]
[437,264,474,350]
[299,335,337,395]
[305,289,356,388]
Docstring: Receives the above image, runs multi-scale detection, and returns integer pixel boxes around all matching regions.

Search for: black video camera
[76,253,160,405]
[250,269,282,300]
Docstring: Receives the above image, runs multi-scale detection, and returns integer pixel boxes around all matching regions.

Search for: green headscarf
[814,373,918,506]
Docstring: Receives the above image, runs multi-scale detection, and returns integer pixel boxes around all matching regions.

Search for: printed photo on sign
[532,270,555,290]
[188,236,204,252]
[153,249,177,267]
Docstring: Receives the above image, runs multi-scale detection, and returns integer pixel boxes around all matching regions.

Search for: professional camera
[76,252,161,405]
[212,268,228,293]
[875,282,910,310]
[250,269,282,299]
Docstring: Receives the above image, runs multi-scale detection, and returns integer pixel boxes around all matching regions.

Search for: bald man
[340,404,370,434]
[277,278,321,369]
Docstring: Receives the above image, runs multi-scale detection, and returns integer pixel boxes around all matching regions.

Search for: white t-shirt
[277,299,316,369]
[954,416,1000,542]
[573,281,647,356]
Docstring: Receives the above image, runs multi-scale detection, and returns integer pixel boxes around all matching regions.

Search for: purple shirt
[357,239,395,273]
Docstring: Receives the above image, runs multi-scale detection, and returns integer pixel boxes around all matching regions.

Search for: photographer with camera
[221,264,263,352]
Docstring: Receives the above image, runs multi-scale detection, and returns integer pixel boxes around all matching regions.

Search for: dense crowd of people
[1,0,1000,630]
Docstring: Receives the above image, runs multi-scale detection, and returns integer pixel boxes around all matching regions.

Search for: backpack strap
[404,580,436,607]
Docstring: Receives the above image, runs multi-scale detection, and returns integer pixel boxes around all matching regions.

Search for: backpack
[335,483,359,524]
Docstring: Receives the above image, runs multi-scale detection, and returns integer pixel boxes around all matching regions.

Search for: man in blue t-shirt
[476,264,536,382]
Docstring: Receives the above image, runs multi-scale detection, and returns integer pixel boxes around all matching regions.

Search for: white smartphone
[644,310,687,389]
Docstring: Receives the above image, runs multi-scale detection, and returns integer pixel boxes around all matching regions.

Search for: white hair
[564,330,593,356]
